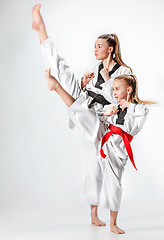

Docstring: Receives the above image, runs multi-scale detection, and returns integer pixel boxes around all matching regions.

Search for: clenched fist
[103,106,118,116]
[100,68,110,82]
[81,72,94,89]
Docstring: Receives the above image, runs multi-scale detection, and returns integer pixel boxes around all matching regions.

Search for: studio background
[0,0,164,238]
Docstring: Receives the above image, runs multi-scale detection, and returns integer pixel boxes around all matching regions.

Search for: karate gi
[41,37,141,211]
[68,94,148,210]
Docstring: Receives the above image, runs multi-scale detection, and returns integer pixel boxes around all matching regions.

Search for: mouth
[115,97,119,101]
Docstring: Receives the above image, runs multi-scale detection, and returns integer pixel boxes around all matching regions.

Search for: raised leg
[45,68,75,107]
[32,4,48,44]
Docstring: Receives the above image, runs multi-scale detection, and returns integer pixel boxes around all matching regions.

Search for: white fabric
[69,96,148,210]
[40,37,146,211]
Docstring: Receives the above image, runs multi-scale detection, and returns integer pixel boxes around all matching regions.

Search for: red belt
[100,124,137,170]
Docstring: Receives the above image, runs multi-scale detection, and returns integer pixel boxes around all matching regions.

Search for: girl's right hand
[102,106,118,116]
[81,72,94,89]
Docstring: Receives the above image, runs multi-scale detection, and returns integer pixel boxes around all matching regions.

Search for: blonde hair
[98,33,132,72]
[114,74,156,105]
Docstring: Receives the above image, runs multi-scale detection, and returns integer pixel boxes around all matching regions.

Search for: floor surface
[0,199,164,240]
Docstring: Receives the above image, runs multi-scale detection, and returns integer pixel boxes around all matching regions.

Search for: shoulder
[128,102,149,115]
[111,65,132,79]
[118,65,132,75]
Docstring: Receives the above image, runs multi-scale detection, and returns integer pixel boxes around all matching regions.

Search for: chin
[95,56,102,60]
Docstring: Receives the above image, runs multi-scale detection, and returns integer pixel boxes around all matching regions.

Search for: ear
[127,86,133,95]
[108,46,114,54]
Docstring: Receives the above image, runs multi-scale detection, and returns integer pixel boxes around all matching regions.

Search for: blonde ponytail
[115,74,157,105]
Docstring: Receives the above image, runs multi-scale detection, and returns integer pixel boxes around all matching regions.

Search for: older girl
[32,4,134,232]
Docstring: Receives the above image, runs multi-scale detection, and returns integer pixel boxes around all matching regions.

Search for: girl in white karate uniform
[32,4,145,234]
[44,71,154,234]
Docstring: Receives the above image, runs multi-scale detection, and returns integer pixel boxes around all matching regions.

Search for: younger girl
[45,69,151,234]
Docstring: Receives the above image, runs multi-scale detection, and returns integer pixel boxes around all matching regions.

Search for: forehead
[95,38,108,46]
[113,79,126,87]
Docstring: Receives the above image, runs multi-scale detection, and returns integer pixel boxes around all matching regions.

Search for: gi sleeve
[127,103,149,135]
[98,104,117,125]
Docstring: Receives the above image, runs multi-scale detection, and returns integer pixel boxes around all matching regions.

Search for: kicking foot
[91,216,106,226]
[32,4,44,31]
[45,68,60,91]
[110,224,125,234]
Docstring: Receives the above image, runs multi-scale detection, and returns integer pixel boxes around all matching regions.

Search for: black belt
[87,90,111,108]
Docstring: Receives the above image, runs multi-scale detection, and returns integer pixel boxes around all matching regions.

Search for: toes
[35,4,41,10]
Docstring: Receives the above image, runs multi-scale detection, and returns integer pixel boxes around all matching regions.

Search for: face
[113,79,131,102]
[94,38,110,60]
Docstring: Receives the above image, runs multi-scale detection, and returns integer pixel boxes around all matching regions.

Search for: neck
[103,55,116,71]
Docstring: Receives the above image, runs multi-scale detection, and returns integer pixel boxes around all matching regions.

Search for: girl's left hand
[100,68,110,82]
[120,99,130,110]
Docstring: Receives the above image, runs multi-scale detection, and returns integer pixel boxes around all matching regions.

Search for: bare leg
[110,210,125,234]
[90,205,106,226]
[45,69,75,107]
[32,4,48,44]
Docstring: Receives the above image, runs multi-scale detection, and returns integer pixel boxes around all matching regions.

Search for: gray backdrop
[0,0,164,233]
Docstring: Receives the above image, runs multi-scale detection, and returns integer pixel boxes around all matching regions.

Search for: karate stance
[32,4,150,234]
[44,70,152,234]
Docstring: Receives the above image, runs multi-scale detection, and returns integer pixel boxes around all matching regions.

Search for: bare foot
[45,68,59,91]
[32,4,44,31]
[91,216,106,226]
[110,224,125,234]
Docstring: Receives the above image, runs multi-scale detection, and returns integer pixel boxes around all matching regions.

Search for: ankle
[55,83,62,92]
[110,222,117,227]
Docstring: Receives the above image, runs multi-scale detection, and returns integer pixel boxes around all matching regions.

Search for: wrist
[126,102,130,108]
[81,78,85,89]
[104,76,110,82]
